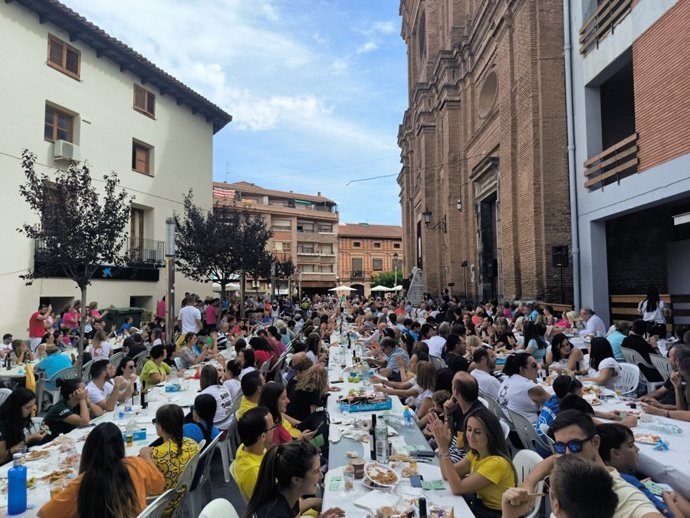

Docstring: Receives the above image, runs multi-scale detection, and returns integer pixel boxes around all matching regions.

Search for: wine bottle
[369,414,377,461]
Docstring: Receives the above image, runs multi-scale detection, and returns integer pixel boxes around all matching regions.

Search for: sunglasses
[552,436,592,454]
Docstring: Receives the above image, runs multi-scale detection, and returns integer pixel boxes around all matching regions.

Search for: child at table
[597,423,690,518]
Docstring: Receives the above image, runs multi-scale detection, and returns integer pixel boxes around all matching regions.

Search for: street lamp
[422,208,447,233]
[165,217,176,342]
[393,252,399,287]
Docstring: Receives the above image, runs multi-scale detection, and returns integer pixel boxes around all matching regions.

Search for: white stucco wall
[0,3,223,336]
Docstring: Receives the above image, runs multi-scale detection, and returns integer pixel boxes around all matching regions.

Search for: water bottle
[403,406,414,428]
[375,415,389,464]
[8,453,27,515]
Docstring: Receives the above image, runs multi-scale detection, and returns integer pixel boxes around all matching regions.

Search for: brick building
[212,182,338,295]
[566,0,690,327]
[397,0,572,304]
[338,223,403,296]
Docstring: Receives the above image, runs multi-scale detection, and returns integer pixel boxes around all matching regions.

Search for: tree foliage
[370,271,399,288]
[17,150,133,362]
[174,191,273,304]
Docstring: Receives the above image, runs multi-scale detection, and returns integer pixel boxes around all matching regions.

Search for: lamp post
[393,252,399,287]
[165,217,176,343]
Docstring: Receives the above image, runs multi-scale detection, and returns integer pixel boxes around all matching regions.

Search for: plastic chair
[199,498,240,518]
[136,488,176,518]
[429,355,446,370]
[228,461,248,504]
[184,433,223,517]
[268,352,288,382]
[649,354,673,381]
[538,422,556,453]
[478,396,489,409]
[258,359,271,378]
[513,449,546,518]
[109,351,124,369]
[500,418,511,440]
[81,359,94,382]
[478,391,511,424]
[36,366,81,413]
[0,388,12,406]
[134,350,149,375]
[505,408,543,452]
[174,357,184,370]
[620,347,663,392]
[619,363,641,395]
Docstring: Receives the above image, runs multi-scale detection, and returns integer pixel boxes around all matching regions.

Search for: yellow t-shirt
[236,396,257,420]
[282,417,301,439]
[466,451,516,510]
[233,444,264,501]
[151,437,200,516]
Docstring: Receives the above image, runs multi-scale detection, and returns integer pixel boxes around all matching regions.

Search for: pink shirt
[156,300,166,319]
[205,306,217,326]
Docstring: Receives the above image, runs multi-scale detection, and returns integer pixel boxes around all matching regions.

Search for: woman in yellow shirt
[429,406,516,518]
[140,404,199,517]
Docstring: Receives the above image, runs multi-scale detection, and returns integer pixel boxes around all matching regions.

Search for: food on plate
[590,398,602,406]
[39,468,73,483]
[582,386,602,396]
[401,466,417,478]
[365,463,398,486]
[634,433,661,445]
[60,452,81,467]
[346,450,359,458]
[389,452,411,462]
[429,505,456,518]
[25,449,51,461]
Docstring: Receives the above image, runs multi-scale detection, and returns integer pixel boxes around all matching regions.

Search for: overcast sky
[63,0,408,225]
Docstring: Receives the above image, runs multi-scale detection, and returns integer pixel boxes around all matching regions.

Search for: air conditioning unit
[53,140,80,162]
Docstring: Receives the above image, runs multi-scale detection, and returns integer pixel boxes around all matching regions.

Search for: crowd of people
[1,286,689,518]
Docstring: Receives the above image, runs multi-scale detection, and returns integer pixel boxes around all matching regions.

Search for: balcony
[127,237,165,266]
[579,0,633,55]
[584,133,638,190]
[351,270,364,280]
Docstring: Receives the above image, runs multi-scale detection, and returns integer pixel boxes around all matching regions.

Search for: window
[372,258,383,271]
[301,264,315,273]
[272,219,292,232]
[351,258,363,278]
[274,241,292,253]
[394,243,401,249]
[297,221,314,233]
[133,84,156,118]
[373,242,382,249]
[353,241,361,248]
[318,223,333,232]
[44,105,74,142]
[47,35,80,79]
[320,265,333,273]
[320,244,333,255]
[132,140,153,175]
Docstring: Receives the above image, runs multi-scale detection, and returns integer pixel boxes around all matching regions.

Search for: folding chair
[513,449,546,518]
[136,489,176,518]
[36,366,81,412]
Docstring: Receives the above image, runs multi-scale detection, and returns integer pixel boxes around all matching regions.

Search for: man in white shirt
[178,296,202,334]
[470,347,501,399]
[579,307,607,337]
[86,359,131,411]
[422,324,446,358]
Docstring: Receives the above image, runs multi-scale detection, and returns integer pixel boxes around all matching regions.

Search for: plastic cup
[614,383,623,398]
[343,465,355,491]
[125,432,134,447]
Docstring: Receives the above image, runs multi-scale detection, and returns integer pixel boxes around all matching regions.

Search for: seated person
[38,422,164,518]
[236,370,265,420]
[598,422,690,518]
[374,351,428,402]
[639,344,688,410]
[183,394,220,446]
[429,407,516,518]
[368,337,410,383]
[178,332,209,369]
[470,347,501,400]
[88,330,113,361]
[222,359,243,402]
[86,359,133,411]
[286,364,328,422]
[0,388,47,464]
[238,348,258,379]
[35,344,73,389]
[139,404,200,516]
[498,353,551,424]
[199,364,234,430]
[546,334,587,375]
[11,339,34,364]
[44,379,103,441]
[234,406,274,501]
[140,345,171,390]
[258,382,315,444]
[520,410,662,518]
[641,355,690,422]
[502,455,618,518]
[584,338,623,391]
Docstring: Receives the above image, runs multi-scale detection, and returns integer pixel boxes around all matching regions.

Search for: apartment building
[0,0,231,335]
[566,0,690,326]
[338,223,403,297]
[398,0,571,303]
[213,182,339,295]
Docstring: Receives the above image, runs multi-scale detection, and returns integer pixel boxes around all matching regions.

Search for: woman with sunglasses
[546,333,586,375]
[243,439,344,518]
[115,356,139,393]
[498,352,551,424]
[429,407,516,518]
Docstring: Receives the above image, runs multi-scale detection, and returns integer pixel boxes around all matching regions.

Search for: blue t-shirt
[183,421,220,445]
[528,339,547,363]
[535,395,559,457]
[606,331,627,362]
[36,354,73,389]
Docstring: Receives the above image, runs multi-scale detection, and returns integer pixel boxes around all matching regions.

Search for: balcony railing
[584,133,638,189]
[127,237,165,265]
[351,270,364,280]
[579,0,633,55]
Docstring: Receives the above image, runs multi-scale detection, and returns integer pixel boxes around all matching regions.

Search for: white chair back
[0,388,12,406]
[81,359,94,382]
[199,498,240,518]
[167,449,201,517]
[649,354,673,381]
[499,418,511,440]
[258,359,271,377]
[134,350,149,375]
[619,363,640,395]
[513,448,544,485]
[505,408,541,452]
[109,351,124,369]
[136,488,176,518]
[430,355,446,370]
[184,433,223,517]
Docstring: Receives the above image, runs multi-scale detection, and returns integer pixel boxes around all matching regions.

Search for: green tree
[370,271,398,288]
[18,150,133,366]
[174,192,273,317]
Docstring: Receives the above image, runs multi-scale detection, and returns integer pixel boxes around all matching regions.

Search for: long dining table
[0,376,200,516]
[321,333,475,517]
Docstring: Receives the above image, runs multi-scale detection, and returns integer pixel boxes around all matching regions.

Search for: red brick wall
[633,0,690,172]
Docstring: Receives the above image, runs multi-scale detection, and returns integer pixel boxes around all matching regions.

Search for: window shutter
[65,47,79,75]
[134,85,146,110]
[146,92,155,115]
[134,146,149,173]
[48,38,63,66]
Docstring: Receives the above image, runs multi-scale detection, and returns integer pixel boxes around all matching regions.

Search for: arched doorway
[351,284,365,297]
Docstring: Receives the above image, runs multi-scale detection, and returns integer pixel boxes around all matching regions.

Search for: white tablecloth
[0,380,199,516]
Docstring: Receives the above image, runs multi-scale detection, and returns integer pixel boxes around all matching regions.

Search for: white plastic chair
[505,408,547,453]
[258,359,271,377]
[619,363,641,395]
[36,366,80,412]
[478,396,489,409]
[649,354,673,381]
[109,351,124,369]
[136,488,176,518]
[199,498,240,518]
[500,418,511,440]
[134,350,149,375]
[620,347,663,391]
[513,449,546,518]
[0,388,12,406]
[184,433,222,517]
[174,357,184,370]
[429,355,446,370]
